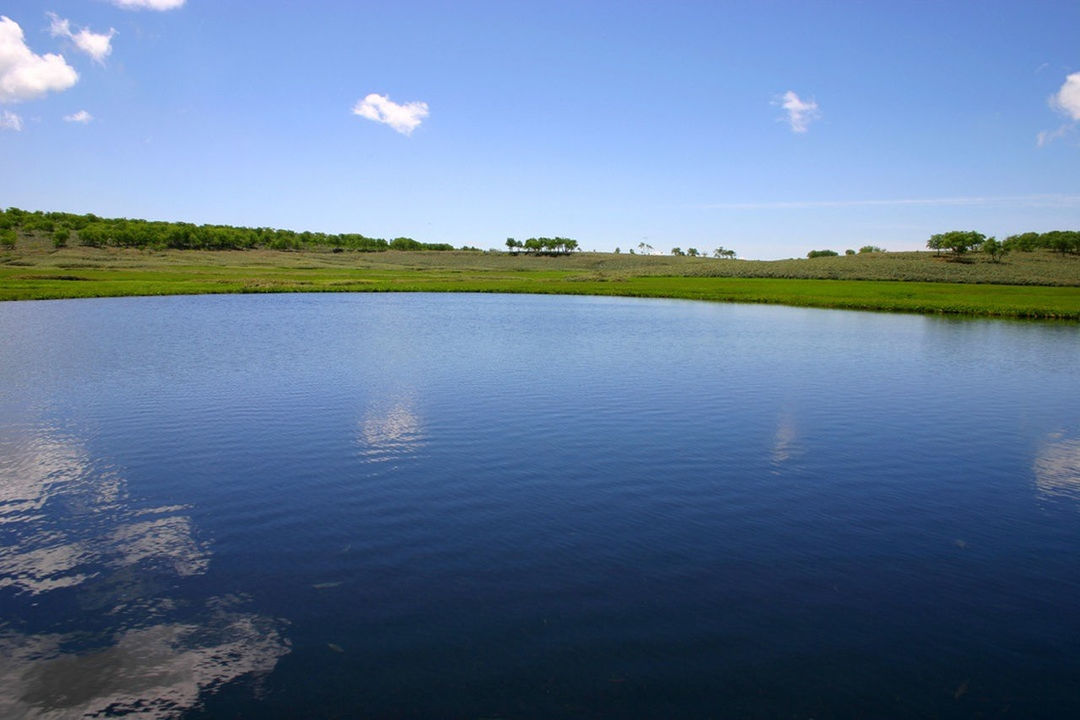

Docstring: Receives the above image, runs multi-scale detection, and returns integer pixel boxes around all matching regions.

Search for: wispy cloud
[0,16,78,104]
[1038,71,1080,146]
[1037,124,1070,147]
[64,109,93,124]
[775,90,820,133]
[352,93,429,136]
[0,108,22,131]
[701,194,1080,210]
[110,0,186,10]
[48,12,116,65]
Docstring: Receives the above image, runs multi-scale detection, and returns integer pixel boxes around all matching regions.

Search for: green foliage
[671,247,685,256]
[53,228,70,248]
[1003,232,1042,253]
[1042,230,1080,256]
[519,237,578,255]
[807,249,839,258]
[686,248,699,257]
[0,207,403,253]
[928,230,985,257]
[982,237,1005,262]
[0,228,16,250]
[712,247,736,259]
[859,245,885,254]
[845,249,856,255]
[1002,230,1080,256]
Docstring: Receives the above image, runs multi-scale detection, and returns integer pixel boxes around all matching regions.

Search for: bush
[807,249,839,258]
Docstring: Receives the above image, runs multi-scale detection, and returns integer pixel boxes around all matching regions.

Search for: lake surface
[1,293,1078,719]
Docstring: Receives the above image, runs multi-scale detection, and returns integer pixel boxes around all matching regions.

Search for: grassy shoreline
[2,246,1079,319]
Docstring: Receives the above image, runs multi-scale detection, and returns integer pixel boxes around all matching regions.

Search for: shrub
[807,249,839,258]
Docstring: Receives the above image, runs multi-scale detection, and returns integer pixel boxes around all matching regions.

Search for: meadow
[3,238,1079,319]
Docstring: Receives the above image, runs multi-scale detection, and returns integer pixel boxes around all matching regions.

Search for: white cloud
[0,16,78,103]
[110,0,186,10]
[64,109,92,123]
[48,12,116,65]
[1051,71,1080,120]
[352,93,429,136]
[1038,72,1080,146]
[776,90,820,133]
[0,108,21,130]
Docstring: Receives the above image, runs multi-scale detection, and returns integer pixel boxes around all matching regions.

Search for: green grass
[2,243,1079,319]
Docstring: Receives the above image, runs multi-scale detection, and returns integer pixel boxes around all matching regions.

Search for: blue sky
[1,0,1078,258]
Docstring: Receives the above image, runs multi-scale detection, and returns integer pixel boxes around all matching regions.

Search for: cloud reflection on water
[357,399,425,463]
[0,428,289,719]
[1034,433,1080,502]
[770,409,802,467]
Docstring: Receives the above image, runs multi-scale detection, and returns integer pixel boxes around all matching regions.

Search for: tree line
[0,208,457,252]
[505,237,579,254]
[928,230,1080,260]
[803,231,1079,261]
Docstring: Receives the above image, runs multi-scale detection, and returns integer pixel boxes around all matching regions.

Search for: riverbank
[2,246,1079,319]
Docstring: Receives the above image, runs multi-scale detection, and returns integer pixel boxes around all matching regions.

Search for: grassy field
[2,241,1079,319]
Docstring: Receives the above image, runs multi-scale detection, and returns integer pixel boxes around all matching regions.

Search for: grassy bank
[2,244,1079,319]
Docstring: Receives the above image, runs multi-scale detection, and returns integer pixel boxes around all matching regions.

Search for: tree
[1003,232,1040,253]
[858,245,885,254]
[981,237,1005,262]
[505,237,521,253]
[53,228,70,248]
[614,247,620,254]
[1042,230,1080,256]
[637,241,653,254]
[712,247,736,259]
[807,249,839,258]
[671,247,685,256]
[389,237,422,250]
[686,248,699,257]
[845,249,855,255]
[928,230,984,258]
[0,228,15,250]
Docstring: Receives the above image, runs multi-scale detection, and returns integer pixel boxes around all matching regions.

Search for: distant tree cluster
[807,249,839,258]
[0,207,458,253]
[505,237,579,254]
[1001,230,1080,256]
[929,230,1080,260]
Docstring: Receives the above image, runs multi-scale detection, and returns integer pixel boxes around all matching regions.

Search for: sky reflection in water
[0,427,289,719]
[0,293,1078,718]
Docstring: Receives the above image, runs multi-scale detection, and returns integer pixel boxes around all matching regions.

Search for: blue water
[0,293,1078,718]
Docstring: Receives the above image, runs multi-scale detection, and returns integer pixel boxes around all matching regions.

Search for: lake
[1,292,1078,718]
